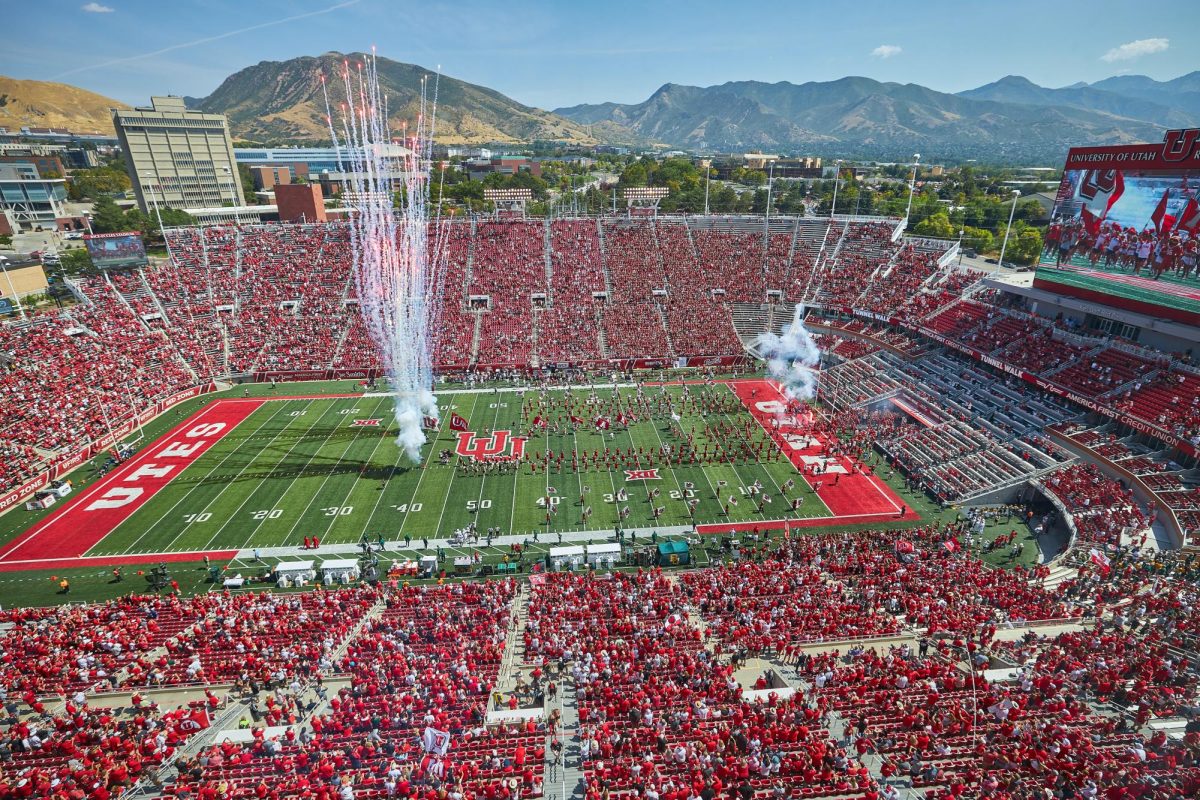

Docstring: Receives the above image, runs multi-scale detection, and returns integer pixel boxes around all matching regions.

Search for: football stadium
[2,13,1200,800]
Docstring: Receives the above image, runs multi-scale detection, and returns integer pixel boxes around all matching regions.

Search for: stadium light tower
[830,159,843,218]
[483,187,533,218]
[998,189,1021,269]
[904,153,921,224]
[703,164,712,215]
[622,186,669,217]
[762,161,775,249]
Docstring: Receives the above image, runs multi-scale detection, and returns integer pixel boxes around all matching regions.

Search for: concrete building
[235,145,414,196]
[250,165,292,191]
[113,96,244,213]
[0,163,70,231]
[0,144,67,177]
[464,156,541,181]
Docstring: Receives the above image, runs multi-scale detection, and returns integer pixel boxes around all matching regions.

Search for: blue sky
[4,0,1197,109]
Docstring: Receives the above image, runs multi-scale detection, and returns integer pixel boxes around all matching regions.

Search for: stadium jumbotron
[2,19,1200,800]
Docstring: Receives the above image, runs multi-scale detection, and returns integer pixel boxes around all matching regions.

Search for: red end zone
[0,400,262,572]
[702,379,918,532]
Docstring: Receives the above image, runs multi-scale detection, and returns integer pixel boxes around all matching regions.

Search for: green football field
[83,385,831,557]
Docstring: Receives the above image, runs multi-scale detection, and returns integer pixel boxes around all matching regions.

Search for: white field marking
[0,402,259,561]
[427,393,483,546]
[283,395,394,544]
[198,398,346,552]
[238,397,379,550]
[468,393,508,534]
[118,400,296,555]
[720,382,826,519]
[390,394,473,536]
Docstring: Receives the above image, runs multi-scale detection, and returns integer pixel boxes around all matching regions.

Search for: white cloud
[82,2,114,11]
[1101,38,1168,62]
[871,44,902,59]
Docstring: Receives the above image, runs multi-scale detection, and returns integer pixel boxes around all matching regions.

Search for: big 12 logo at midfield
[454,430,528,461]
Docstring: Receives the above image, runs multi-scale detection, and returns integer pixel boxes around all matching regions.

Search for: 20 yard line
[116,400,296,555]
[237,398,376,550]
[197,399,347,552]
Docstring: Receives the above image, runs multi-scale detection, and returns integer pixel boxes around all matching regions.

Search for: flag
[670,412,681,422]
[717,480,727,488]
[449,413,470,432]
[728,495,738,506]
[1078,169,1124,235]
[620,506,630,518]
[1089,548,1111,570]
[174,707,210,736]
[651,488,661,497]
[616,413,629,425]
[422,726,451,756]
[762,494,772,504]
[547,486,558,495]
[943,539,959,553]
[1151,189,1174,235]
[423,416,439,430]
[1175,197,1200,234]
[896,540,914,555]
[684,481,695,490]
[569,415,584,425]
[532,415,546,428]
[595,417,611,430]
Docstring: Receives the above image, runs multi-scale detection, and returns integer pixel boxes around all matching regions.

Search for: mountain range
[186,52,616,146]
[2,56,1198,163]
[0,76,128,135]
[555,72,1200,162]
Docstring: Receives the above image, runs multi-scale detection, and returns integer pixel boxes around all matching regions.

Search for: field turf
[52,383,835,558]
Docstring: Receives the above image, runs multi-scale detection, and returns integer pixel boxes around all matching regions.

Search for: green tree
[961,226,994,253]
[68,166,131,201]
[238,164,257,199]
[89,195,128,233]
[59,248,95,276]
[912,211,955,239]
[1008,228,1043,265]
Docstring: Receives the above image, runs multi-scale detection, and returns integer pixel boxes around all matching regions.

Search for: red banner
[1061,129,1200,171]
[0,476,49,514]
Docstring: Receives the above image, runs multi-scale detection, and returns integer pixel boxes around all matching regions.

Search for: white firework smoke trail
[324,49,448,462]
[756,304,822,401]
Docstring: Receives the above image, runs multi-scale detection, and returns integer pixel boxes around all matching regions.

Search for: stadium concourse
[0,213,1199,799]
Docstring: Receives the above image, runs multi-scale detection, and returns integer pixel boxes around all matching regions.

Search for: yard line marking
[468,393,508,535]
[282,395,393,544]
[119,400,295,555]
[239,397,376,550]
[0,401,263,563]
[198,399,344,552]
[428,394,483,547]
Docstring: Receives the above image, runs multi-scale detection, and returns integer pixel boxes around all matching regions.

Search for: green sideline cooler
[657,540,690,567]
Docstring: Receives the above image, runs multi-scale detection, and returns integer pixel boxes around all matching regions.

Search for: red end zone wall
[0,384,219,517]
[0,399,262,569]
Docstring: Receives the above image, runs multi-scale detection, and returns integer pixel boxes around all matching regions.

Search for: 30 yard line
[197,399,347,552]
[279,395,393,545]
